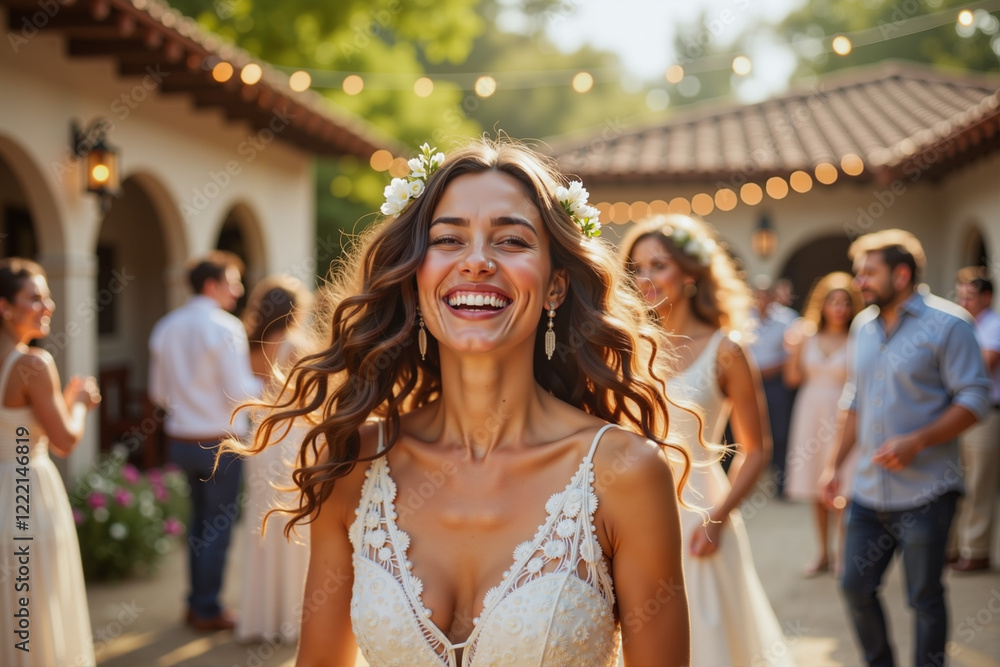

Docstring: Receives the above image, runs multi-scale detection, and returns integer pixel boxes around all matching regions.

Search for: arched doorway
[963,225,989,269]
[779,234,853,312]
[216,202,266,313]
[93,174,180,467]
[0,154,39,260]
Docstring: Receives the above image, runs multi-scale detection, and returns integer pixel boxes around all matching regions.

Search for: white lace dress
[350,423,620,667]
[667,330,795,667]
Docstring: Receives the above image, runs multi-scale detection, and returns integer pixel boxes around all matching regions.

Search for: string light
[815,162,839,185]
[289,70,311,92]
[765,176,789,200]
[665,65,684,84]
[240,63,262,85]
[343,74,364,95]
[572,71,594,93]
[732,55,752,76]
[958,10,974,27]
[474,75,497,97]
[691,193,714,216]
[841,154,865,176]
[370,149,393,172]
[212,62,233,82]
[413,77,434,97]
[832,35,852,55]
[739,182,763,205]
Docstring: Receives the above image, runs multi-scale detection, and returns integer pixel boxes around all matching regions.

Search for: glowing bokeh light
[691,193,714,216]
[343,75,364,95]
[765,177,789,200]
[958,10,974,27]
[413,77,434,97]
[832,35,852,56]
[841,153,864,176]
[289,70,311,92]
[91,164,110,183]
[212,62,233,82]
[815,162,839,185]
[715,189,738,211]
[740,183,763,206]
[789,170,813,193]
[665,65,684,84]
[572,71,594,93]
[475,76,497,97]
[732,56,752,76]
[369,150,393,172]
[240,63,262,85]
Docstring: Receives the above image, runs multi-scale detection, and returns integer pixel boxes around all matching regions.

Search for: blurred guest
[0,258,101,667]
[821,230,989,667]
[623,214,794,666]
[149,251,262,631]
[949,266,1000,573]
[784,272,863,576]
[749,274,797,496]
[237,275,314,643]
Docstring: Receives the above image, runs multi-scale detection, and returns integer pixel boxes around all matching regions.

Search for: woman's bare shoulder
[591,427,674,495]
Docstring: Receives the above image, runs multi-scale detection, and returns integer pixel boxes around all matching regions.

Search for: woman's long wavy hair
[226,138,691,534]
[620,214,753,335]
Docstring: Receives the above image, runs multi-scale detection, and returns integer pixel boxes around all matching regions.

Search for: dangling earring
[545,302,557,361]
[417,309,428,361]
[683,282,698,298]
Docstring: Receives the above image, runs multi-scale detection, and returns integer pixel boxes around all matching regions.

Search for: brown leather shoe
[951,557,990,573]
[189,610,236,631]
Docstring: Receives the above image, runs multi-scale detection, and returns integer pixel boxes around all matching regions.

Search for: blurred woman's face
[629,236,688,317]
[2,275,55,342]
[822,289,853,330]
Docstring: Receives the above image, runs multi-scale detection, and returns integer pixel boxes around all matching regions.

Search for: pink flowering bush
[70,449,190,581]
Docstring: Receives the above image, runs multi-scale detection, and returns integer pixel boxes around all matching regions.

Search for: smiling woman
[225,138,697,667]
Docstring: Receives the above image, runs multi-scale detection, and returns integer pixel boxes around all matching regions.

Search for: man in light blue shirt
[821,230,989,667]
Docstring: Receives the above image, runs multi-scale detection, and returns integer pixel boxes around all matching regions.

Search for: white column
[37,249,98,483]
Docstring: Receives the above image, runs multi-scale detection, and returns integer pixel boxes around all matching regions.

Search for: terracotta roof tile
[552,62,1000,184]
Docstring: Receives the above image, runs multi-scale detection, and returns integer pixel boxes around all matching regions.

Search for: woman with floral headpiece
[225,139,694,666]
[621,214,794,666]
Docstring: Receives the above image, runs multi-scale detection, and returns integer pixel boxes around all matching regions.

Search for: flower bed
[70,448,189,581]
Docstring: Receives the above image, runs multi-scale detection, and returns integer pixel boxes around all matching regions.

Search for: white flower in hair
[380,178,411,216]
[664,223,715,267]
[556,180,601,238]
[380,143,444,218]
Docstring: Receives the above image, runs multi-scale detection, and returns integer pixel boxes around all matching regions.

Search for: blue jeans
[840,492,958,667]
[168,439,243,618]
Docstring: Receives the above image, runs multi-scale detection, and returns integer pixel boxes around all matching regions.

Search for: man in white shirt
[951,266,1000,573]
[149,251,262,631]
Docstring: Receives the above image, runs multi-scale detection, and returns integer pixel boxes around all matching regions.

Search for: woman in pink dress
[784,271,863,576]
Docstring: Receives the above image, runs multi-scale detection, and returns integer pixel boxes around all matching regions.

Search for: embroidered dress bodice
[349,423,620,667]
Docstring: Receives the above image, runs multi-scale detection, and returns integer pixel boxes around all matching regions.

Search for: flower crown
[380,143,445,217]
[379,144,602,238]
[662,222,716,267]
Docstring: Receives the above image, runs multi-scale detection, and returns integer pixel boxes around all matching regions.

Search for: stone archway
[778,234,853,313]
[93,172,183,467]
[0,134,64,259]
[216,201,267,312]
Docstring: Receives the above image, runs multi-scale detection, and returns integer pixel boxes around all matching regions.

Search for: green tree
[775,0,999,77]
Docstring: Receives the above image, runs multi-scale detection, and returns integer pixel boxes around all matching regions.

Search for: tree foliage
[775,0,999,77]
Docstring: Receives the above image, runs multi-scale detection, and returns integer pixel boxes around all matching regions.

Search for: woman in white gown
[0,258,101,667]
[236,275,313,643]
[783,272,862,577]
[622,215,795,667]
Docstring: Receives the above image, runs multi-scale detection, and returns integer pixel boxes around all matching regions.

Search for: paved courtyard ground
[87,477,1000,666]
